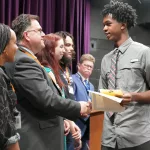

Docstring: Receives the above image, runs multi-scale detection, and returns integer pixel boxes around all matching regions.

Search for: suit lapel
[75,73,88,97]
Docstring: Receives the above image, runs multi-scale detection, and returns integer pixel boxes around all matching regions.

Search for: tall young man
[99,1,150,150]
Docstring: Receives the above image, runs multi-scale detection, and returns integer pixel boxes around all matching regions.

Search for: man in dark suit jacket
[72,54,95,150]
[4,14,91,150]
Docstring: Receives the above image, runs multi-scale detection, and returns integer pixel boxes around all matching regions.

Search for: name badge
[15,112,21,129]
[68,85,74,94]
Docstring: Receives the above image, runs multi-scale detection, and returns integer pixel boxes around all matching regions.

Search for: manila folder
[89,91,125,112]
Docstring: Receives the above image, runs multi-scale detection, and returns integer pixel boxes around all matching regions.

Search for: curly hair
[102,1,137,29]
[55,31,74,43]
[0,23,11,54]
[11,14,39,42]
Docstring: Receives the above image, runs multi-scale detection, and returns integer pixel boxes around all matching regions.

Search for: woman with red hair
[37,33,82,150]
[37,33,65,90]
[37,33,69,150]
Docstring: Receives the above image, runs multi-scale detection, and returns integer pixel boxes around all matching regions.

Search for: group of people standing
[1,0,150,150]
[0,11,94,150]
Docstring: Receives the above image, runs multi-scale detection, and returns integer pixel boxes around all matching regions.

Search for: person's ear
[77,63,80,70]
[23,31,30,41]
[121,23,127,30]
[3,49,8,56]
[1,50,8,60]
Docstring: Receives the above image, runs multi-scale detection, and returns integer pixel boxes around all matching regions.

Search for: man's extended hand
[79,101,92,117]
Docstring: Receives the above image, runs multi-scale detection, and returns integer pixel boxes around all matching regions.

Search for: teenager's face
[55,39,65,60]
[4,29,18,62]
[103,14,123,42]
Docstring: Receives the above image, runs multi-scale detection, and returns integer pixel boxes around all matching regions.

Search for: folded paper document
[89,91,125,112]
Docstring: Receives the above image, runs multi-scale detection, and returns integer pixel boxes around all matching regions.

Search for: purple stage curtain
[0,0,91,73]
[69,0,91,72]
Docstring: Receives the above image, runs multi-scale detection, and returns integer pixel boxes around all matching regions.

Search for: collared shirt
[77,72,89,84]
[77,72,91,101]
[19,45,35,56]
[99,37,150,149]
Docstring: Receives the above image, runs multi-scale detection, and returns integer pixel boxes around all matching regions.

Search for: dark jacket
[59,68,75,100]
[72,73,94,138]
[0,67,17,150]
[4,48,81,150]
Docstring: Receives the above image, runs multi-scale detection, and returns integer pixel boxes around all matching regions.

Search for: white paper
[89,91,125,112]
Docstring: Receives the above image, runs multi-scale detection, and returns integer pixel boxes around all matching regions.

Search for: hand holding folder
[89,90,125,112]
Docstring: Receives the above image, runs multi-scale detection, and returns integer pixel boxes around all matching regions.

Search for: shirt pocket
[117,62,144,92]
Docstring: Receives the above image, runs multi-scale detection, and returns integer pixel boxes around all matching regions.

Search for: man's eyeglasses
[82,64,93,69]
[25,29,44,35]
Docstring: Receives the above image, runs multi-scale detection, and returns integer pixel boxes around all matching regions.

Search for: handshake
[79,101,92,117]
